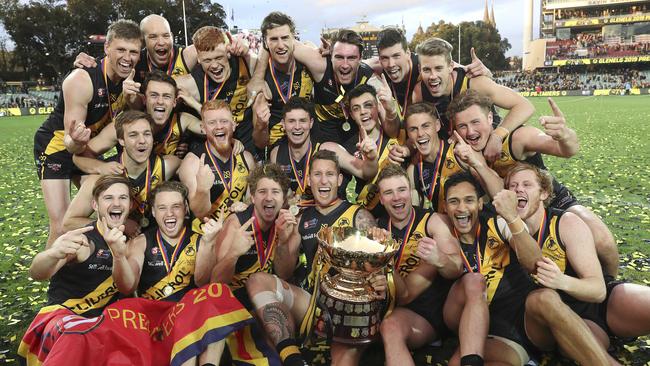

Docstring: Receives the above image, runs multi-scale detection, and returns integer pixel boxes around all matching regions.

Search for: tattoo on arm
[262,303,294,345]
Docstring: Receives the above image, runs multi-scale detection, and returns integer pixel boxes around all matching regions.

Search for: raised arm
[62,70,94,154]
[29,226,93,280]
[62,175,100,233]
[211,216,254,284]
[492,190,543,273]
[178,153,214,219]
[110,223,145,295]
[420,213,463,279]
[272,210,301,280]
[195,216,224,286]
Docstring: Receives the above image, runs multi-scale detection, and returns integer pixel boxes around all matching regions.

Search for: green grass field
[0,96,649,364]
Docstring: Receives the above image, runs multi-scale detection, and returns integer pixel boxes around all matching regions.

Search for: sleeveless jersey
[265,60,314,145]
[47,222,120,317]
[189,143,250,232]
[135,44,190,81]
[190,56,251,125]
[153,112,183,156]
[231,205,277,307]
[106,152,165,223]
[313,57,374,143]
[296,201,362,293]
[355,132,402,215]
[383,53,420,120]
[138,226,200,302]
[36,58,126,155]
[491,126,571,205]
[377,207,430,276]
[412,141,464,212]
[458,212,535,306]
[275,140,320,199]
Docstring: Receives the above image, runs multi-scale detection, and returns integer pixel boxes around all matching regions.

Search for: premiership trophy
[315,226,399,344]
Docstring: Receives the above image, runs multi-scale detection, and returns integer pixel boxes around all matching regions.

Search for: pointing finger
[453,130,467,146]
[240,217,255,231]
[127,68,135,81]
[547,97,564,118]
[470,47,478,62]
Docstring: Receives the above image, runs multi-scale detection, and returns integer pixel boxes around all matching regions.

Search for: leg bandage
[250,275,295,310]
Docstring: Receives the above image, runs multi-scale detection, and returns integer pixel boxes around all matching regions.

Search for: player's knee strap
[251,291,278,310]
[275,275,294,309]
[250,276,295,310]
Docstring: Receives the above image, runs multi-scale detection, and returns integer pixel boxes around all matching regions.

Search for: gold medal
[140,217,150,228]
[289,204,299,216]
[163,285,173,297]
[342,122,351,132]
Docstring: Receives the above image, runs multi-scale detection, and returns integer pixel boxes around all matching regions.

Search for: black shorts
[34,129,74,180]
[600,277,626,337]
[489,294,540,358]
[550,180,578,210]
[405,277,452,339]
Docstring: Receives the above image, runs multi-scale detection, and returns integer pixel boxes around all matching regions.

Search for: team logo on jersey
[304,218,318,229]
[96,248,111,259]
[421,169,430,181]
[97,88,105,97]
[446,158,456,169]
[185,245,195,256]
[151,247,159,255]
[337,217,351,227]
[412,231,424,241]
[546,237,557,250]
[487,237,500,250]
[237,162,247,173]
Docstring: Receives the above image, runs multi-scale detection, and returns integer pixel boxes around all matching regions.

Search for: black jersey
[152,112,183,156]
[47,222,120,317]
[190,57,254,152]
[458,212,535,308]
[411,141,464,212]
[189,143,250,232]
[295,201,362,293]
[313,57,374,144]
[135,44,191,81]
[105,152,165,225]
[383,53,420,119]
[37,58,125,140]
[275,140,319,199]
[138,226,199,302]
[265,60,314,145]
[231,205,277,308]
[491,127,577,210]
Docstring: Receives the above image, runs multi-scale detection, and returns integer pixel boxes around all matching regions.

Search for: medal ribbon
[204,73,226,101]
[418,140,444,201]
[205,141,233,194]
[156,227,188,273]
[289,142,311,194]
[454,224,482,273]
[119,151,151,214]
[252,212,277,268]
[269,59,296,104]
[147,47,175,75]
[536,210,548,248]
[101,58,117,120]
[388,208,416,268]
[389,63,412,120]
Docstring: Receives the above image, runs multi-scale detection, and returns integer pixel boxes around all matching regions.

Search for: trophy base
[317,273,385,345]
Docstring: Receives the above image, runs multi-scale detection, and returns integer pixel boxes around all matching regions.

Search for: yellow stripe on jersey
[142,234,199,300]
[61,276,119,315]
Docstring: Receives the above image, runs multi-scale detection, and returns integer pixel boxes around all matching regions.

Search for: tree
[0,0,227,80]
[410,20,511,71]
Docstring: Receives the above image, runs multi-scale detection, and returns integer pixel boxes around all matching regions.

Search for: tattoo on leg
[262,303,293,345]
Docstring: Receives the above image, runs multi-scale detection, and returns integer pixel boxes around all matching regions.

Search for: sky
[0,0,540,57]
[218,0,540,57]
